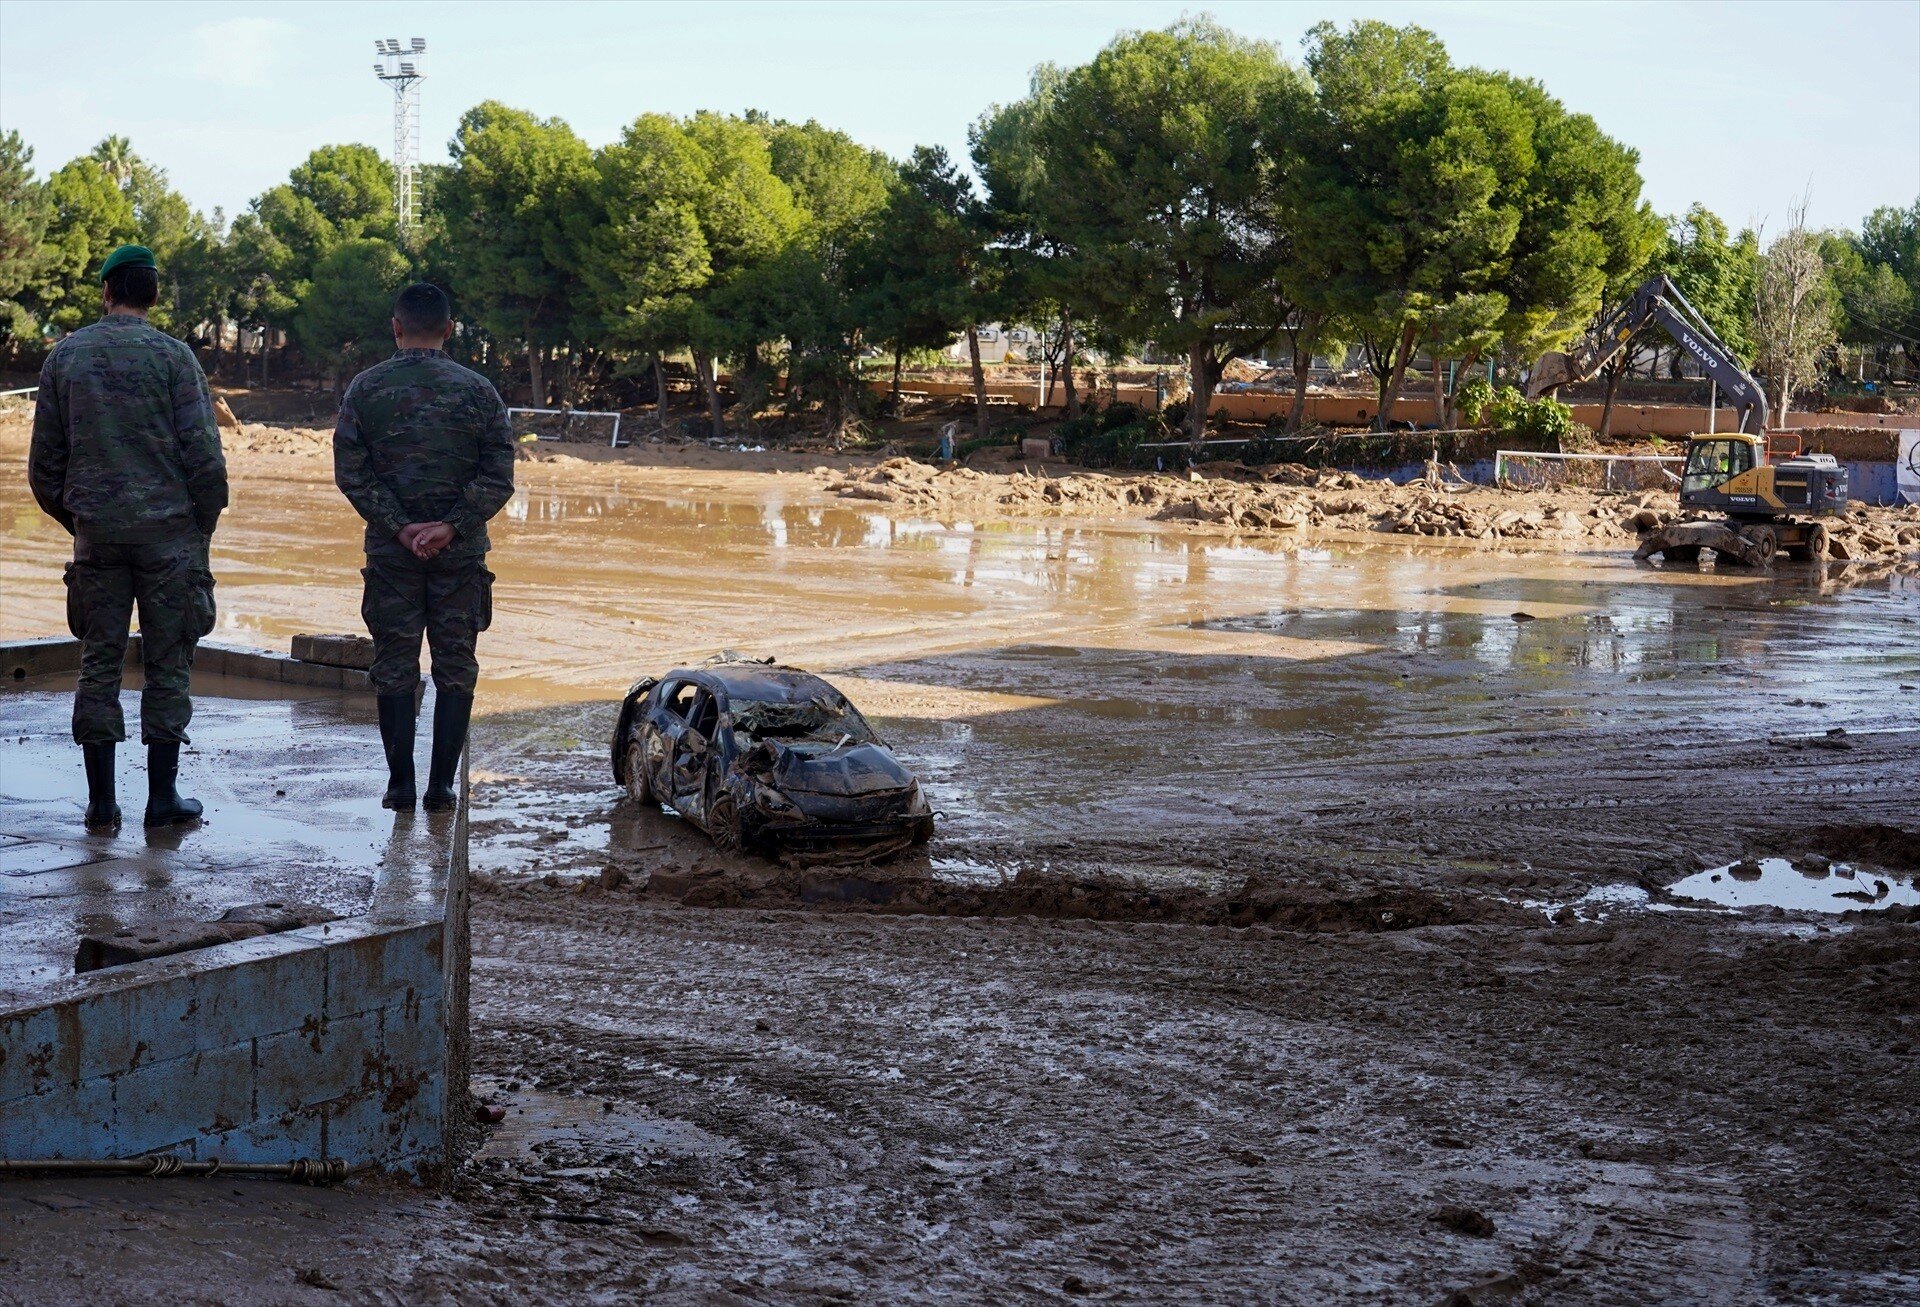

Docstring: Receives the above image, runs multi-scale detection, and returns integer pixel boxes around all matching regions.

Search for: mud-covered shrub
[1454,375,1497,426]
[1069,419,1158,468]
[1053,401,1142,446]
[1059,402,1162,467]
[1559,420,1598,453]
[1480,385,1574,447]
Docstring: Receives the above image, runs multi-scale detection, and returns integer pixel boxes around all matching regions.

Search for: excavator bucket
[1526,352,1573,399]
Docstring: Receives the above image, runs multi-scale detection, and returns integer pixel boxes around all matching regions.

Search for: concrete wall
[882,379,1907,504]
[880,376,1914,438]
[0,639,465,1177]
[2,637,372,692]
[1,917,447,1170]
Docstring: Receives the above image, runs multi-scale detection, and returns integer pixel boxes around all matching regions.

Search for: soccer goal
[508,406,626,448]
[1494,449,1683,494]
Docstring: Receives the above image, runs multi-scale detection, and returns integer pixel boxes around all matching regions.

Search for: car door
[645,680,695,807]
[670,687,719,818]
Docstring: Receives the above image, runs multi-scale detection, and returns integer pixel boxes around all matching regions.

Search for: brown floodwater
[7,459,1912,706]
[6,456,1917,900]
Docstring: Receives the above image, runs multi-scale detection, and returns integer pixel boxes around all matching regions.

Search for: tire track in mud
[455,891,1918,1302]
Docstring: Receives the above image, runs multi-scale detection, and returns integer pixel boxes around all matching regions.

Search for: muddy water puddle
[1669,857,1920,914]
[470,1074,737,1166]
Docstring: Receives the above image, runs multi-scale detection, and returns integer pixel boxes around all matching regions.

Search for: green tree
[856,147,986,414]
[62,139,217,340]
[581,111,805,436]
[169,213,235,369]
[1835,202,1919,380]
[582,113,714,424]
[434,102,597,404]
[0,130,53,349]
[674,112,804,436]
[288,145,397,244]
[1480,81,1665,435]
[1294,23,1535,430]
[294,237,413,387]
[1824,237,1913,381]
[1033,18,1306,443]
[226,205,303,380]
[226,144,395,377]
[872,145,1001,440]
[1479,72,1661,433]
[757,118,896,436]
[1857,201,1919,296]
[33,157,138,332]
[90,139,195,263]
[1656,204,1759,364]
[972,65,1107,419]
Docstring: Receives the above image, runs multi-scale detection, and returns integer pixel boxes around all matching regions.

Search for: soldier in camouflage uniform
[29,244,228,832]
[333,282,515,811]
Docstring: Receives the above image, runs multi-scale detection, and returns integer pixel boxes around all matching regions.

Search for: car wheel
[624,740,653,806]
[707,790,742,853]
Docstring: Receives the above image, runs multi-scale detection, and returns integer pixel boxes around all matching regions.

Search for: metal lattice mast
[372,38,426,231]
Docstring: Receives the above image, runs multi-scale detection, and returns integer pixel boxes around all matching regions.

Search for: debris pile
[1825,503,1920,562]
[819,459,1920,563]
[221,422,333,456]
[819,459,1661,545]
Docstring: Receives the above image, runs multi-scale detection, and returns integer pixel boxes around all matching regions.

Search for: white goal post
[508,406,625,447]
[1494,449,1683,493]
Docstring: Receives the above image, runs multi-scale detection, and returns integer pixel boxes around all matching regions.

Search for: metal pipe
[0,1156,348,1185]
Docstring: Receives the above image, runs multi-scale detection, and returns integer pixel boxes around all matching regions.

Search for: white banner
[1901,429,1920,505]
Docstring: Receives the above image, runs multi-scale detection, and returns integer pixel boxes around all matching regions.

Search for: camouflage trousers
[65,534,216,745]
[361,550,494,697]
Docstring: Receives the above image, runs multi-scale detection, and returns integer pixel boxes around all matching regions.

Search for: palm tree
[90,136,138,190]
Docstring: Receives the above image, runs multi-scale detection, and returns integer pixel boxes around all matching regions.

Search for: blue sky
[1,0,1915,234]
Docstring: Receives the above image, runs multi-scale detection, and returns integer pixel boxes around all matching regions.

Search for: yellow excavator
[1528,274,1848,564]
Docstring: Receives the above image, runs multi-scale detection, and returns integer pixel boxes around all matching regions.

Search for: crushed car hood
[745,741,915,797]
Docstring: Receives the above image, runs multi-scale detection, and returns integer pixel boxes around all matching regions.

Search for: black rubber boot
[82,741,121,833]
[421,691,472,813]
[143,742,204,828]
[377,692,418,810]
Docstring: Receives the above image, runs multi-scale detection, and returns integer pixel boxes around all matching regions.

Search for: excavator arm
[1526,275,1769,433]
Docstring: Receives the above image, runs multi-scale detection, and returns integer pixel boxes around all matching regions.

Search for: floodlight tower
[372,38,427,231]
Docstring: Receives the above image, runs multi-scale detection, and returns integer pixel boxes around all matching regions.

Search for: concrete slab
[0,673,446,996]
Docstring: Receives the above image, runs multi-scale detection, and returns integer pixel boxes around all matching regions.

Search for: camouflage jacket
[333,348,516,559]
[29,313,228,542]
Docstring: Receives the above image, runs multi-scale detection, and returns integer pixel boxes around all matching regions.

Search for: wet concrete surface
[3,453,1918,1301]
[0,673,452,995]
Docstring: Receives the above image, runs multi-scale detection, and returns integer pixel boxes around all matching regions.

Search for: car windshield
[731,693,876,745]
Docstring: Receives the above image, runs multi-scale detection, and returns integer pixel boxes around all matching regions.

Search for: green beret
[99,244,156,282]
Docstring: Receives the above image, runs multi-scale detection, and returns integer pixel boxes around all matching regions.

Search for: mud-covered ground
[5,902,1915,1304]
[3,423,1919,1304]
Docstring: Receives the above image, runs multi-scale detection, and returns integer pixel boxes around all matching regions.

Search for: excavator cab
[1679,435,1755,499]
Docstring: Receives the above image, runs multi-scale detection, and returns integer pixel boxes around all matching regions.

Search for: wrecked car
[611,661,934,860]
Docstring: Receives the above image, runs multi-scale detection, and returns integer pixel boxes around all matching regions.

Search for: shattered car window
[731,694,877,746]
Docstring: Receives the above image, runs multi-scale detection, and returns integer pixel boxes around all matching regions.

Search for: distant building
[945,323,1015,365]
